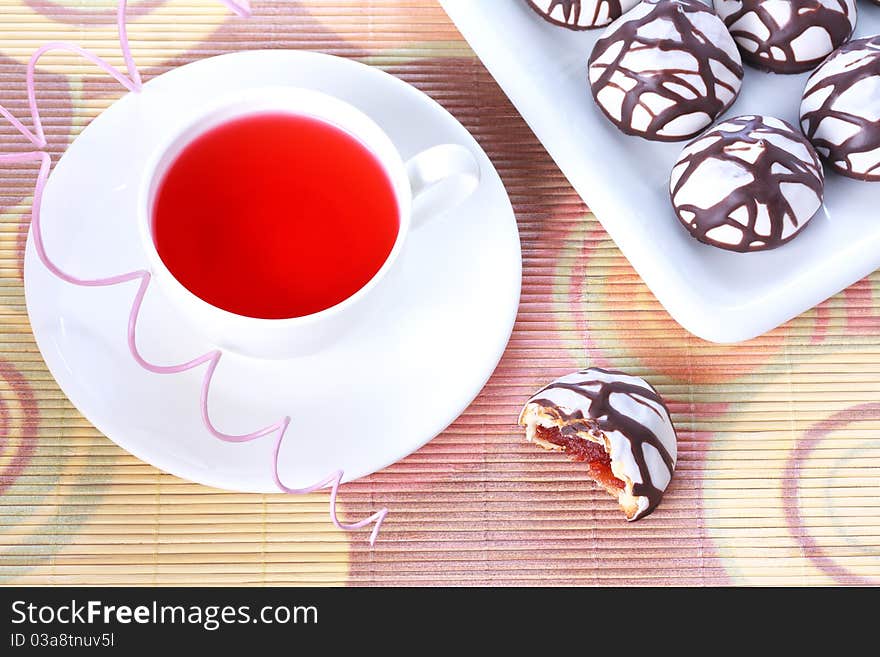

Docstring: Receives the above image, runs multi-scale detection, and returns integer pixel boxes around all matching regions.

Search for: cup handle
[405,144,481,228]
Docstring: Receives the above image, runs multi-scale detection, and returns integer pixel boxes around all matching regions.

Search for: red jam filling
[535,425,624,491]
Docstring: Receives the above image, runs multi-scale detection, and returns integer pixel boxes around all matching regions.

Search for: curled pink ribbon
[0,0,387,545]
[221,0,252,17]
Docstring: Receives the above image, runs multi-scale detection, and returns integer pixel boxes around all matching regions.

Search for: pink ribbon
[0,0,387,545]
[221,0,253,18]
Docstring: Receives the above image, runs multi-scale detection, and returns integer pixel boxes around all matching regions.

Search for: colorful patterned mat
[1,0,878,586]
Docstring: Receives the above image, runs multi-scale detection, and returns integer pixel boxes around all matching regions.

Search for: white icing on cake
[588,0,743,141]
[670,115,824,251]
[717,0,857,73]
[527,0,640,28]
[518,368,678,521]
[800,36,880,181]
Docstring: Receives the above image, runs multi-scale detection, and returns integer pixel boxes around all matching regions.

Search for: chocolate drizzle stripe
[553,0,582,24]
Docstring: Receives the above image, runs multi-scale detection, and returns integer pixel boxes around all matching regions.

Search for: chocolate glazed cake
[519,368,678,521]
[800,35,880,182]
[716,0,857,74]
[670,115,825,252]
[588,0,743,141]
[525,0,639,29]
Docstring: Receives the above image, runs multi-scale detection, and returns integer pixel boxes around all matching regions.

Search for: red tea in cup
[152,112,400,319]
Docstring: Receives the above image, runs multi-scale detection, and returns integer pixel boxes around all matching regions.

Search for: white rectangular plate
[441,0,880,343]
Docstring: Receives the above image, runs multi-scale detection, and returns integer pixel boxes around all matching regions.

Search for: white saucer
[24,50,521,492]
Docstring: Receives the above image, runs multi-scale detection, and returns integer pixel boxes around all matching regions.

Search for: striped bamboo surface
[1,0,879,587]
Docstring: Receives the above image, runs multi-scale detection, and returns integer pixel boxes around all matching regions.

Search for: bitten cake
[670,115,825,252]
[587,0,743,141]
[716,0,857,74]
[525,0,639,29]
[518,368,677,521]
[800,35,880,182]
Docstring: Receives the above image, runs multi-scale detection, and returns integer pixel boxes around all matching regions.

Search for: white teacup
[138,86,480,359]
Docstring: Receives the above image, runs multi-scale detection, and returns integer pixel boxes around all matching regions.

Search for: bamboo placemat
[0,0,878,587]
